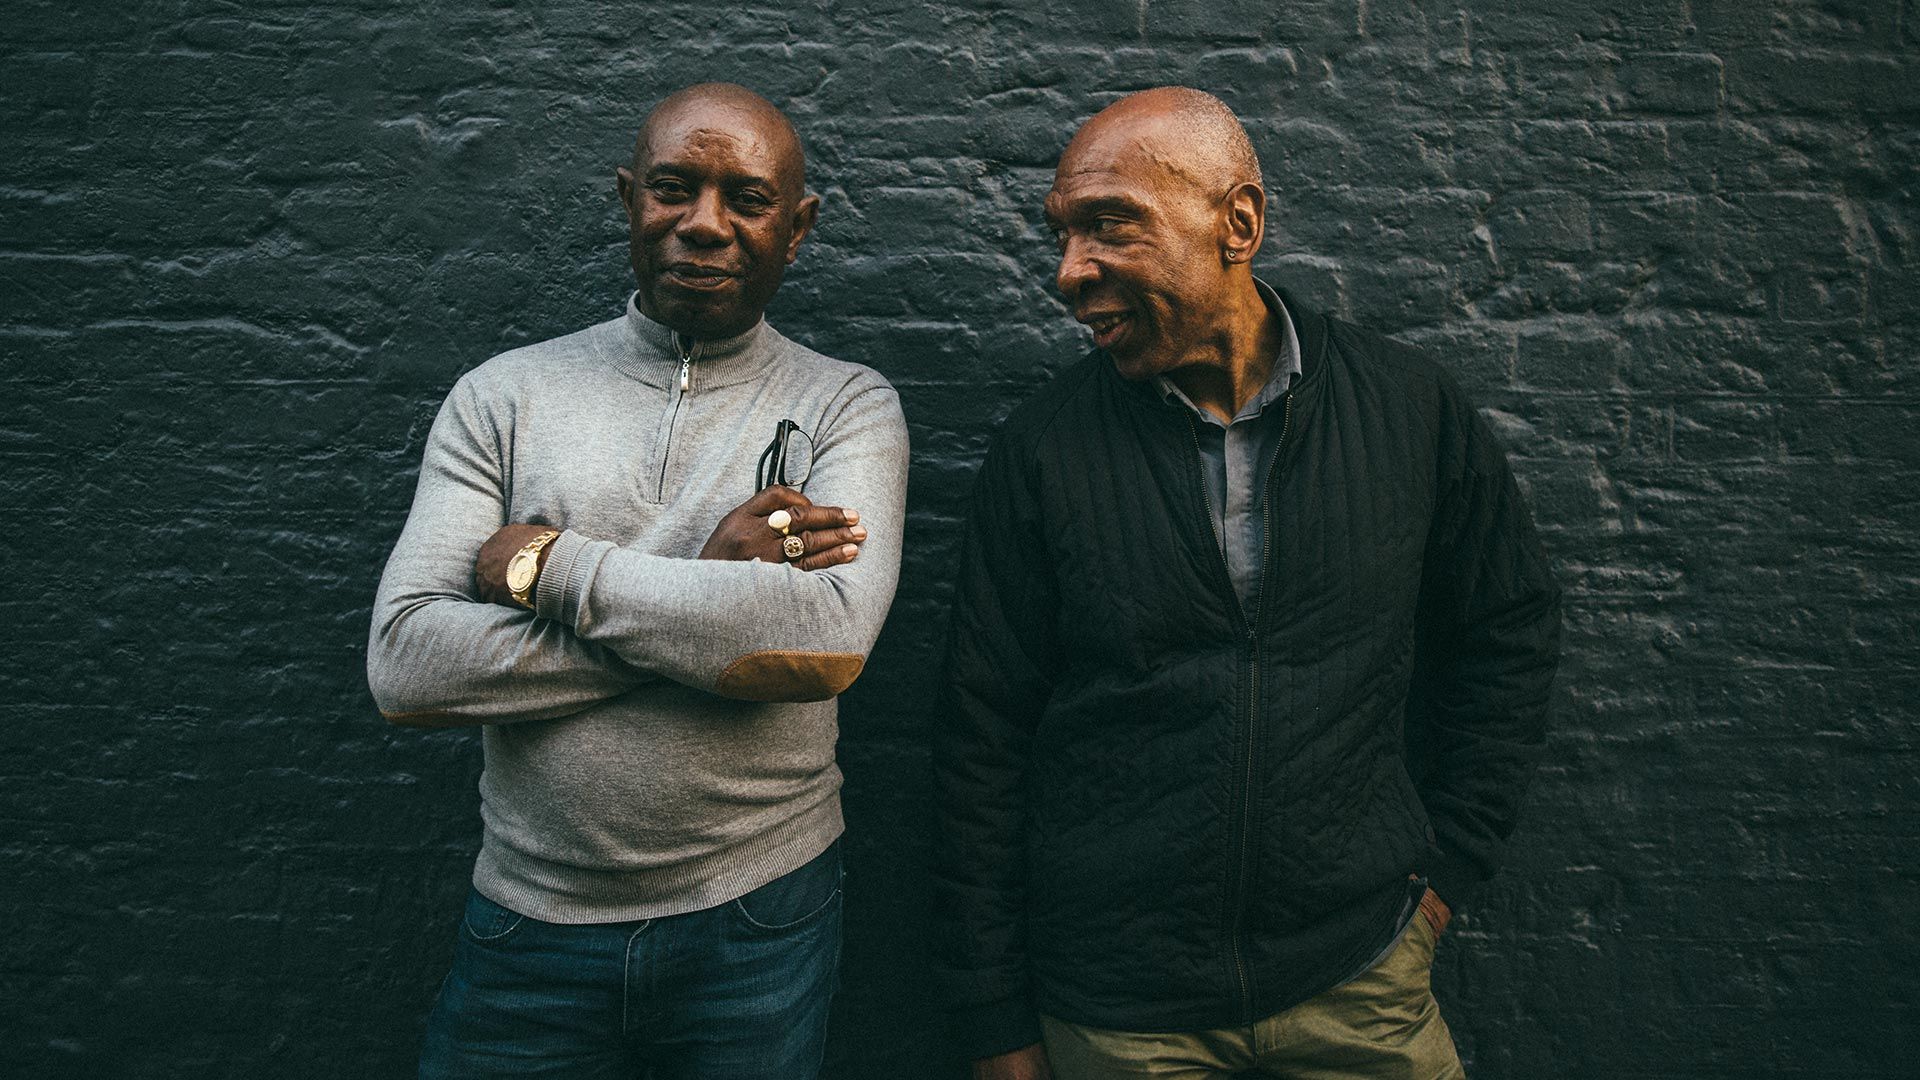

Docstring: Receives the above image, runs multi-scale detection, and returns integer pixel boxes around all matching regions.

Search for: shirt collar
[613,291,778,389]
[1157,277,1302,427]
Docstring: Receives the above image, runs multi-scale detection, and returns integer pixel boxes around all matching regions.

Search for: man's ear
[785,193,822,263]
[1220,181,1265,265]
[616,166,637,223]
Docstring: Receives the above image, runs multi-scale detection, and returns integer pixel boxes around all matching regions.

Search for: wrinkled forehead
[1056,118,1211,190]
[643,106,776,165]
[1043,166,1137,222]
[1047,125,1206,216]
[637,100,805,194]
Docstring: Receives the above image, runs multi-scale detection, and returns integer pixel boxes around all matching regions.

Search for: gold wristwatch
[506,530,561,610]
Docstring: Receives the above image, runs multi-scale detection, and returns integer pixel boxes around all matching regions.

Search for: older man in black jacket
[936,88,1562,1080]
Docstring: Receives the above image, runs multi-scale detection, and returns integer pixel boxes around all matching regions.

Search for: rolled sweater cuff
[534,529,603,624]
[951,993,1044,1063]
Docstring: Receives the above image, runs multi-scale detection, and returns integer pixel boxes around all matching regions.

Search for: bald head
[1061,87,1261,199]
[618,82,820,339]
[636,82,807,200]
[1044,86,1274,383]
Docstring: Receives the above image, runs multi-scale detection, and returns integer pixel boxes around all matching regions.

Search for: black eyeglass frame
[755,419,807,492]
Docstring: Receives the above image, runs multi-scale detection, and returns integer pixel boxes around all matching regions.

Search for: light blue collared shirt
[1156,279,1303,609]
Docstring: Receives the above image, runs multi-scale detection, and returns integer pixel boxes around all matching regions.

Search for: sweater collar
[614,292,780,389]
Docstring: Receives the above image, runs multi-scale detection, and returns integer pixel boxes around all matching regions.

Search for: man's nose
[1055,236,1099,299]
[676,188,729,246]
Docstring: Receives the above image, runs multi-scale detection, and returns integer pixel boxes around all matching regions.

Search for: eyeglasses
[756,419,814,492]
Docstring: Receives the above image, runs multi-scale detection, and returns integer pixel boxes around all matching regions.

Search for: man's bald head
[1060,87,1261,199]
[635,82,807,200]
[618,83,820,339]
[1044,86,1273,383]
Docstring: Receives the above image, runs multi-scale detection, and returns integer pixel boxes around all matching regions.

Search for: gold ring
[782,535,806,560]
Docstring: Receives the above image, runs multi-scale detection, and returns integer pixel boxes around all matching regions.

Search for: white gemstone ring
[767,509,793,535]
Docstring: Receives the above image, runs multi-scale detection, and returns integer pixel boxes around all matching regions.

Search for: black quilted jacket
[935,287,1562,1058]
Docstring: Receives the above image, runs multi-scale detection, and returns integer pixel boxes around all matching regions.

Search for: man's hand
[475,523,558,606]
[973,1044,1053,1080]
[699,485,865,571]
[1420,886,1453,935]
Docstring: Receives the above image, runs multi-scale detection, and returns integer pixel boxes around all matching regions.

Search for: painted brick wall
[5,2,1916,1077]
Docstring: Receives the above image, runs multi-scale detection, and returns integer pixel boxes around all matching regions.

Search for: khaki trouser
[1040,894,1466,1079]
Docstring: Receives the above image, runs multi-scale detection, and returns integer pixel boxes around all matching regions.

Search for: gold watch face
[506,552,538,594]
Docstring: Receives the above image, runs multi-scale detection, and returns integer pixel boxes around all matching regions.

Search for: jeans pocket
[731,841,844,932]
[461,889,527,944]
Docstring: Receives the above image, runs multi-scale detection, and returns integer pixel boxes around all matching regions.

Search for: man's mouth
[664,263,739,290]
[1078,309,1132,348]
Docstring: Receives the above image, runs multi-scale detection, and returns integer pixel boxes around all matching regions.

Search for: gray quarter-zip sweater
[367,295,908,923]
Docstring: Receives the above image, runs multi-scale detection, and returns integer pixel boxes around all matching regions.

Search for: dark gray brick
[4,2,1916,1078]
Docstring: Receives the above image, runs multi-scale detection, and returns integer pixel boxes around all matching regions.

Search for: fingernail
[842,545,859,559]
[850,526,867,541]
[844,509,860,525]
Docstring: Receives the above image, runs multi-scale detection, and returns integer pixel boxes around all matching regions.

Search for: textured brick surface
[5,2,1917,1077]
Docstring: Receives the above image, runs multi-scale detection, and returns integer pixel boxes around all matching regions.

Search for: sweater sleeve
[366,377,652,726]
[533,380,908,702]
[1407,377,1563,908]
[933,429,1059,1060]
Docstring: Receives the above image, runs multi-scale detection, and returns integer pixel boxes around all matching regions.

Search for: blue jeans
[419,841,843,1080]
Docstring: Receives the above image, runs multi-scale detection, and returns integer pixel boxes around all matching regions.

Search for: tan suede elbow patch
[715,650,866,702]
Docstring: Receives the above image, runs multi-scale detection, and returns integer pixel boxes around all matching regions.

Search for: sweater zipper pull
[674,334,701,394]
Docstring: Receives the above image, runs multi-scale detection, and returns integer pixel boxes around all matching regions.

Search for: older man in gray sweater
[367,83,907,1079]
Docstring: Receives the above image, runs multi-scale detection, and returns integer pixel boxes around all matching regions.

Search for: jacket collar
[613,292,781,390]
[1268,280,1329,392]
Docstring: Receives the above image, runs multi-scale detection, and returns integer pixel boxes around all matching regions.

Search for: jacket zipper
[1186,412,1254,1018]
[657,337,700,500]
[1212,387,1294,1023]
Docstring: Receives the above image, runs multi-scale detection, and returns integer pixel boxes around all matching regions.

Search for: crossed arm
[366,378,908,726]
